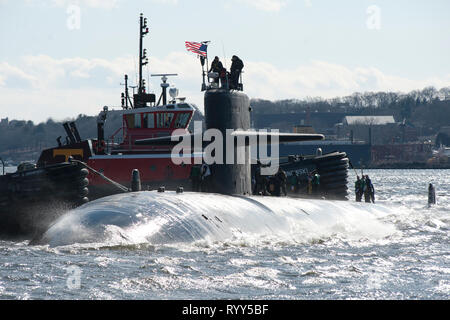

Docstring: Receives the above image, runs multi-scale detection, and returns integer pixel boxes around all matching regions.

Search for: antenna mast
[120,74,133,109]
[138,13,149,95]
[151,74,178,106]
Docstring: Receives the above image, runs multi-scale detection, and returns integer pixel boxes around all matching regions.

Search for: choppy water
[0,169,448,300]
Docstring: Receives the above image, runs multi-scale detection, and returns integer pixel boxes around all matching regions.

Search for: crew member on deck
[312,172,320,197]
[253,160,267,195]
[230,55,244,90]
[364,175,375,203]
[189,165,201,192]
[209,56,226,87]
[355,176,363,202]
[200,162,211,192]
[289,172,299,193]
[275,167,287,196]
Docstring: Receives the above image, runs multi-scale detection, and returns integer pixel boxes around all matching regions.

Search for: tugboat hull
[279,151,349,199]
[0,162,89,238]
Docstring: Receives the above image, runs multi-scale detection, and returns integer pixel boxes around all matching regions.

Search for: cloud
[1,53,450,122]
[149,0,178,5]
[24,0,120,9]
[25,0,177,9]
[233,0,287,12]
[242,60,450,101]
[0,53,204,122]
[0,62,38,87]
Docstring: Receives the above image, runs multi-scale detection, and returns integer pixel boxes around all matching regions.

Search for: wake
[34,191,399,247]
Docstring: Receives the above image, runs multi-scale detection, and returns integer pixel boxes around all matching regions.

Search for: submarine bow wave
[37,191,397,247]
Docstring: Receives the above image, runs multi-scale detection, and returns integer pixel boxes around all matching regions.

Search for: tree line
[250,86,450,134]
[1,86,449,160]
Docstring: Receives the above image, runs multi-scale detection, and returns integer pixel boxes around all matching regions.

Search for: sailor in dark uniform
[209,56,225,86]
[230,55,244,89]
[253,160,267,195]
[275,167,287,196]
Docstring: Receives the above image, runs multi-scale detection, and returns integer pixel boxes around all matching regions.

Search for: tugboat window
[174,112,190,128]
[126,114,134,128]
[135,114,142,128]
[143,113,154,128]
[157,112,174,128]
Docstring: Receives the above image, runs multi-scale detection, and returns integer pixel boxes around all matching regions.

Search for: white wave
[37,191,399,247]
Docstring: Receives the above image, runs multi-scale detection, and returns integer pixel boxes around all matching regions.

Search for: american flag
[185,41,208,57]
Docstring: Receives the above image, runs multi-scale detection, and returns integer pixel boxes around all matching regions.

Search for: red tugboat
[35,14,201,200]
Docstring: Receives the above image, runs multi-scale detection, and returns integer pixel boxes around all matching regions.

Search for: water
[0,169,448,300]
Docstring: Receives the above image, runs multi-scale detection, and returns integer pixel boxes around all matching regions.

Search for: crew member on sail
[209,56,226,87]
[230,55,244,90]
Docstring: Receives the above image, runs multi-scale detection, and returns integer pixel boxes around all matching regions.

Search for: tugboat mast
[138,13,149,96]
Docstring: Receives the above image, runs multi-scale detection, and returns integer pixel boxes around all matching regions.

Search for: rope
[69,158,129,193]
[348,160,359,178]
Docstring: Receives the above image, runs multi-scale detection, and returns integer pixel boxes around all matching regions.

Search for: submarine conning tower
[204,89,252,195]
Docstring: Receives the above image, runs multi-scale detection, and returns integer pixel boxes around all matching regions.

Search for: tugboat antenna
[120,74,133,109]
[138,13,149,96]
[151,73,178,106]
[133,13,156,108]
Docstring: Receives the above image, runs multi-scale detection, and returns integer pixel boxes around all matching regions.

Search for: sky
[0,0,449,123]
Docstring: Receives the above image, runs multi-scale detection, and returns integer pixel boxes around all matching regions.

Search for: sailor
[289,172,298,193]
[307,172,313,195]
[364,175,375,203]
[268,175,279,196]
[209,56,226,87]
[253,160,267,195]
[189,164,201,192]
[311,172,320,196]
[200,162,211,192]
[355,176,363,202]
[275,167,287,196]
[230,55,244,90]
[428,183,436,206]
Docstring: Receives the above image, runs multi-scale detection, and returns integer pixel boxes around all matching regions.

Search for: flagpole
[202,41,210,90]
[185,41,210,91]
[200,55,206,91]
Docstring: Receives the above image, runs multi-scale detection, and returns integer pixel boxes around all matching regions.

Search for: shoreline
[358,163,450,170]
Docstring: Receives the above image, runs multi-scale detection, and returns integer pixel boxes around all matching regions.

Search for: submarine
[33,58,395,247]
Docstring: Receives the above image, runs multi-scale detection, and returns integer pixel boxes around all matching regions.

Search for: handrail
[108,126,124,141]
[68,158,129,193]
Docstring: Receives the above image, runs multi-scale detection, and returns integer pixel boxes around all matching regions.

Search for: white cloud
[0,62,38,87]
[233,0,287,12]
[1,53,450,123]
[150,0,178,5]
[243,60,450,101]
[27,0,177,9]
[26,0,120,9]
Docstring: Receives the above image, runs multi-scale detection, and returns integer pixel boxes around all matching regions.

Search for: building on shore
[371,142,433,165]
